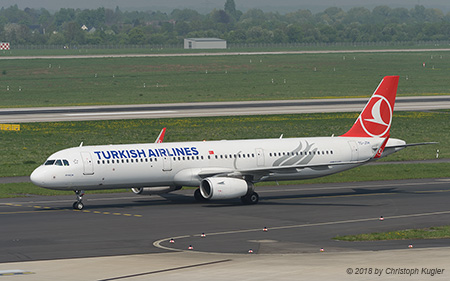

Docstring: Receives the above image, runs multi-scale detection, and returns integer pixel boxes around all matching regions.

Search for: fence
[11,41,450,51]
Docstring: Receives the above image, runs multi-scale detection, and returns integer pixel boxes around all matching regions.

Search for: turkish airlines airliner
[30,76,430,209]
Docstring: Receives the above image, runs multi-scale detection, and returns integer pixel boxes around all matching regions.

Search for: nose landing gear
[73,190,85,210]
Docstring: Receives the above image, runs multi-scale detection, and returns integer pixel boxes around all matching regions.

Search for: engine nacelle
[200,177,250,200]
[131,186,181,195]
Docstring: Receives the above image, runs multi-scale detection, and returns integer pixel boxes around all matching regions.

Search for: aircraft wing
[197,158,372,181]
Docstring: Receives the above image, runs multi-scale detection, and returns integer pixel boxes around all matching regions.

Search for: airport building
[184,38,226,49]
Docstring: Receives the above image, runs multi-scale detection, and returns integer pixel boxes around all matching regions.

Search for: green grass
[1,52,450,107]
[334,226,450,241]
[0,111,447,178]
[0,182,128,198]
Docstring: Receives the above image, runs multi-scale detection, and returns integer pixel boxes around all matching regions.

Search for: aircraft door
[256,148,265,167]
[162,156,172,171]
[80,151,94,175]
[347,141,359,161]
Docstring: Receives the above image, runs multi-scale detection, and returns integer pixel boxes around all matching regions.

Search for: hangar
[184,38,226,49]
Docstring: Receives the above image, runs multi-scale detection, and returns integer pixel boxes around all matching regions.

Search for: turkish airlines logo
[359,94,392,137]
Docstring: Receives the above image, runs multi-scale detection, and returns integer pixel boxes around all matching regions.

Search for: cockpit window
[44,160,55,165]
[44,159,70,166]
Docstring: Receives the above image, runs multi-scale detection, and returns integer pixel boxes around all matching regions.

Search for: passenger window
[55,160,63,166]
[45,160,55,165]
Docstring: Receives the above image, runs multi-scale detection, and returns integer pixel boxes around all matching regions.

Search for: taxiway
[1,95,449,123]
[1,178,449,280]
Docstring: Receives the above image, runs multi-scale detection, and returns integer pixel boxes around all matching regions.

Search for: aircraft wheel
[241,192,259,205]
[73,201,84,210]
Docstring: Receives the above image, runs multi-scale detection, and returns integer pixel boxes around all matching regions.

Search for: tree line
[1,0,450,46]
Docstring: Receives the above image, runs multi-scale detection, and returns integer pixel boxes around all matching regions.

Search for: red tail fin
[341,76,399,138]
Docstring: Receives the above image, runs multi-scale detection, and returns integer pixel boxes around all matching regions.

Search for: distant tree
[211,9,231,24]
[128,27,146,44]
[224,0,241,20]
[171,9,203,22]
[63,21,85,44]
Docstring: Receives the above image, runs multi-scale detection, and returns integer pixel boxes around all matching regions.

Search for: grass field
[1,51,450,107]
[334,225,450,241]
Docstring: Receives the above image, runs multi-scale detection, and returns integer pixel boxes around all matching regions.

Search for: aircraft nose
[30,166,47,187]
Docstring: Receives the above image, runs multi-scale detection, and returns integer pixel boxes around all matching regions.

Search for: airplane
[30,75,434,210]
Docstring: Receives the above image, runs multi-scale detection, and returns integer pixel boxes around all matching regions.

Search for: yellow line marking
[2,202,142,218]
[0,210,67,215]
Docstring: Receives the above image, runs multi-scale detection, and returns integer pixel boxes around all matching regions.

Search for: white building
[184,38,226,49]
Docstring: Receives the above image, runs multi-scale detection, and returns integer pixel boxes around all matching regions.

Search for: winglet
[341,76,399,138]
[373,135,390,159]
[155,127,166,143]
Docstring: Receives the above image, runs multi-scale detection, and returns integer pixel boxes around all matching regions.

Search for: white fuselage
[30,136,405,191]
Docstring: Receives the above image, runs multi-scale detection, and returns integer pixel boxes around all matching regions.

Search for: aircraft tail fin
[341,76,399,138]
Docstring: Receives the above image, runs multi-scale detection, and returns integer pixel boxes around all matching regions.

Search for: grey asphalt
[1,95,449,123]
[1,178,450,263]
[2,178,450,280]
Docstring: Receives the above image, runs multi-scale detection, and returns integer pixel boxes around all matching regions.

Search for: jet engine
[200,177,251,200]
[131,186,181,195]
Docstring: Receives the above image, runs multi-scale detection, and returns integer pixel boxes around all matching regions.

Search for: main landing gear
[73,190,85,210]
[241,192,259,205]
